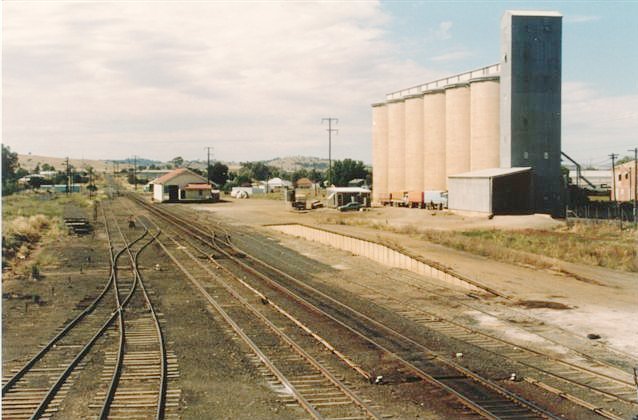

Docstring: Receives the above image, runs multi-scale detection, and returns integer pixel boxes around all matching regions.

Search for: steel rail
[27,206,149,420]
[123,215,168,420]
[127,198,371,381]
[128,195,555,419]
[2,202,123,396]
[99,202,128,420]
[159,224,382,419]
[220,238,560,420]
[232,221,638,376]
[98,205,165,420]
[131,208,382,419]
[387,270,638,383]
[337,271,638,405]
[229,233,638,411]
[149,229,324,420]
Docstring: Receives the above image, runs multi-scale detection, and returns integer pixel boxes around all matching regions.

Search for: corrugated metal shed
[448,167,532,215]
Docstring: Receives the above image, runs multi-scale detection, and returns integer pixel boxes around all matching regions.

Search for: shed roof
[448,167,531,179]
[296,177,312,184]
[151,168,207,185]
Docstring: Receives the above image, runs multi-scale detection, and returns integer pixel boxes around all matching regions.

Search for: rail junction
[2,188,636,419]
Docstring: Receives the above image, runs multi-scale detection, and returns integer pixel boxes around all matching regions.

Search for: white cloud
[433,20,453,40]
[2,1,440,163]
[562,82,638,163]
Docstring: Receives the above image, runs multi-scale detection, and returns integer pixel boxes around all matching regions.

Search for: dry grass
[320,215,637,272]
[2,192,90,271]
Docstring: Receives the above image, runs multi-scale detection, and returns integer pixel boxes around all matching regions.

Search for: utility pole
[322,118,338,186]
[610,153,618,204]
[205,147,214,185]
[629,147,637,226]
[133,155,138,191]
[64,157,70,195]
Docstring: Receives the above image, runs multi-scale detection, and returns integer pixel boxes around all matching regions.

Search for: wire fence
[567,202,636,225]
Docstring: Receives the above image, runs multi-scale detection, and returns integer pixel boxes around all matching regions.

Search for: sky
[2,1,637,167]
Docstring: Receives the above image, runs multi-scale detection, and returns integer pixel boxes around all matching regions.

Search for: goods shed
[151,168,218,203]
[448,167,532,215]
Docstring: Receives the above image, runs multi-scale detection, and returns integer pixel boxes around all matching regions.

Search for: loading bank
[268,223,502,297]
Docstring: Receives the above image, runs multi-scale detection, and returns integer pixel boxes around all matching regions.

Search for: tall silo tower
[500,11,564,217]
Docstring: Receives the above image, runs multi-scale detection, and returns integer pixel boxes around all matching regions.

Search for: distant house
[151,168,218,203]
[612,160,636,202]
[264,177,292,191]
[38,171,57,179]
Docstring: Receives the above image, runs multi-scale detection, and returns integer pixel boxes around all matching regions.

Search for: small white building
[151,168,217,203]
[264,177,292,191]
[326,187,371,208]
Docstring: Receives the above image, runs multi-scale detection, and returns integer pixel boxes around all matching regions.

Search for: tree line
[198,159,370,192]
[2,145,95,195]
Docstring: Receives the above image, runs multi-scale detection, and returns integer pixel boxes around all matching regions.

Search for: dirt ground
[190,197,638,362]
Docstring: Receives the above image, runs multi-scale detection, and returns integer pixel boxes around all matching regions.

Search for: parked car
[338,201,362,212]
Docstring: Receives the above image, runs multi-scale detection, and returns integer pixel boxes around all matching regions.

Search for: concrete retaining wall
[269,224,489,293]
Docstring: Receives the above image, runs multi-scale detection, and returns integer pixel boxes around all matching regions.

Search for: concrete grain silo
[404,95,424,193]
[387,99,406,195]
[372,104,388,204]
[373,10,563,216]
[470,78,500,171]
[423,90,446,190]
[444,84,471,184]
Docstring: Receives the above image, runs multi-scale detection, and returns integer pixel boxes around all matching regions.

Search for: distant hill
[183,156,330,172]
[18,154,113,172]
[264,156,329,172]
[108,158,161,167]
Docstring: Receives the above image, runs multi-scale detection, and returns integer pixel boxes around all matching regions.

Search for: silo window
[544,152,549,159]
[524,152,529,159]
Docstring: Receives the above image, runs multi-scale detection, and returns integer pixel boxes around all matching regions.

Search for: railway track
[1,203,138,419]
[123,199,386,419]
[128,194,566,419]
[228,227,638,419]
[2,201,178,419]
[92,202,179,420]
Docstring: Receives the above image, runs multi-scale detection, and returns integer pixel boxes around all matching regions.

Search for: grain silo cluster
[372,11,564,217]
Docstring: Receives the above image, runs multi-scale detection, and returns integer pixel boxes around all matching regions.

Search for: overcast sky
[3,1,637,166]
